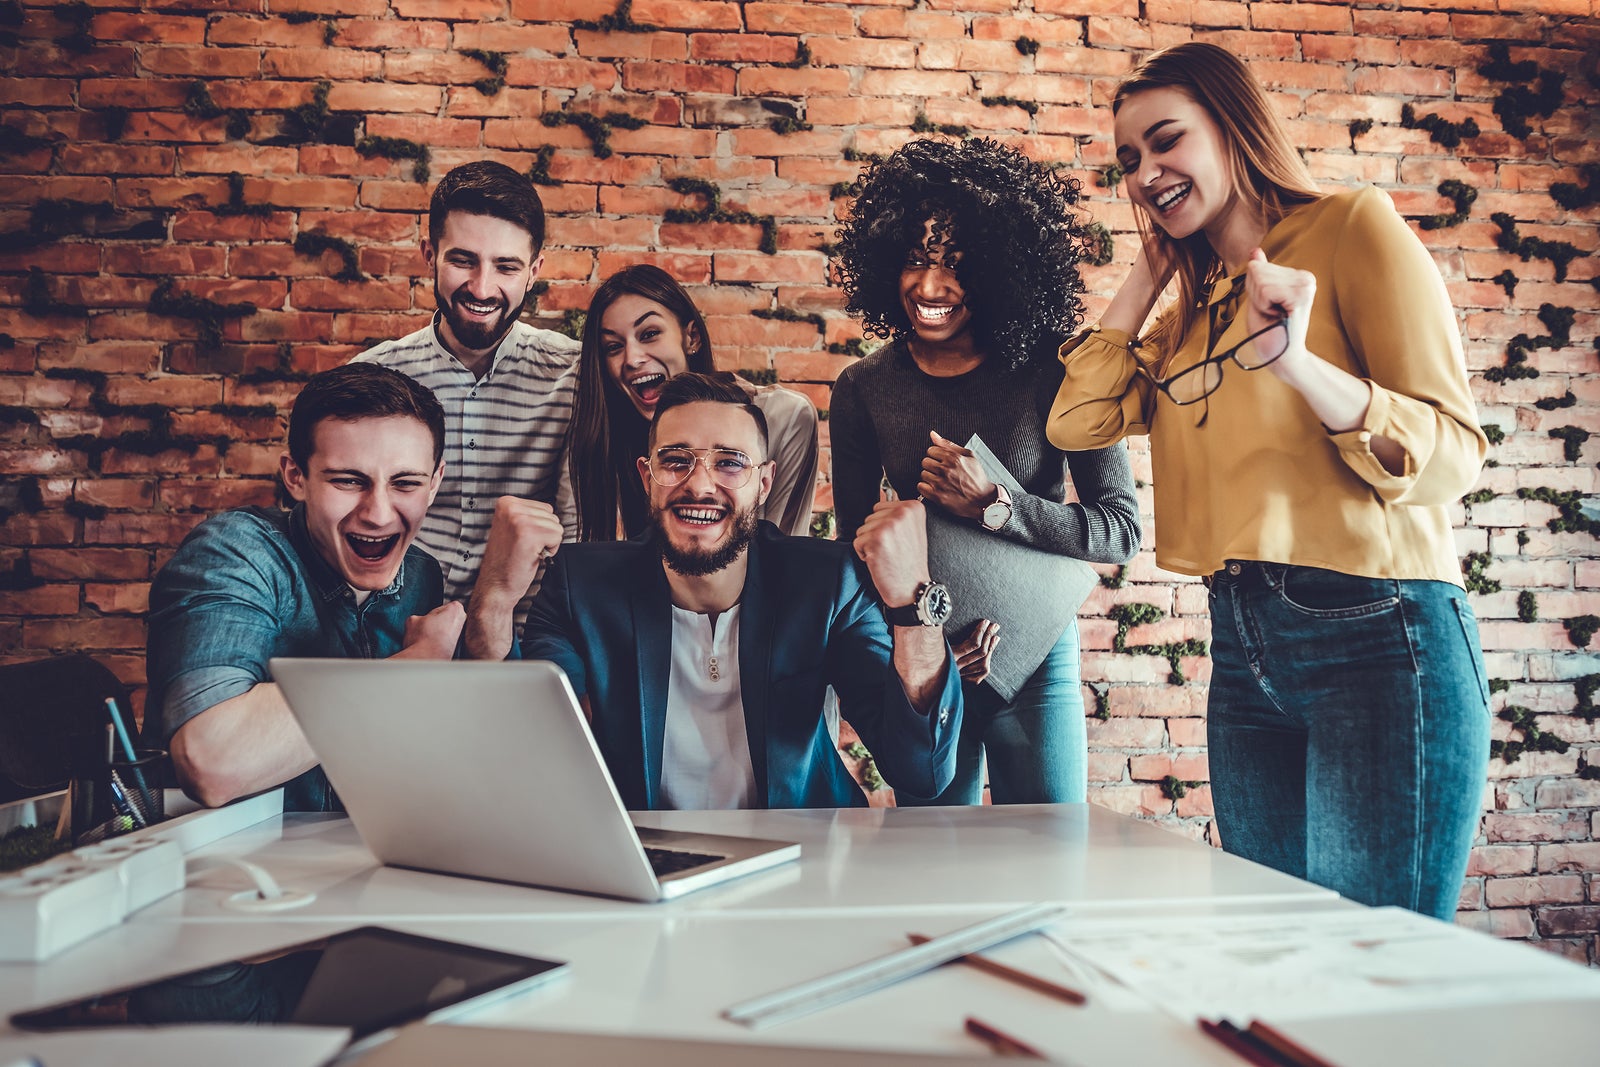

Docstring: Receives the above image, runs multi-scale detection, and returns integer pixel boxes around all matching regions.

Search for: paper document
[1047,907,1600,1022]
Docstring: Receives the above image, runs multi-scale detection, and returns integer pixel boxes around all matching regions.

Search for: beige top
[1047,186,1485,586]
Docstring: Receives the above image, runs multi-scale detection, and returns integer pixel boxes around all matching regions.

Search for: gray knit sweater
[829,340,1140,566]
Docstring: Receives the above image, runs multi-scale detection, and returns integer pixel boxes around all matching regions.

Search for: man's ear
[280,451,309,503]
[756,459,775,509]
[636,454,652,492]
[528,251,545,290]
[422,238,437,274]
[426,459,445,508]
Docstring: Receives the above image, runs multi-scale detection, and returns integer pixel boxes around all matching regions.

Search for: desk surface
[165,803,1335,924]
[3,803,1597,1067]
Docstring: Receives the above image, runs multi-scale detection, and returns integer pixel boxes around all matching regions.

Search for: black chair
[0,654,131,805]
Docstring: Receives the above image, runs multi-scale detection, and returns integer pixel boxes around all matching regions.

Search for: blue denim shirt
[144,505,443,811]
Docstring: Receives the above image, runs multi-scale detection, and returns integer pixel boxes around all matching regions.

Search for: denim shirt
[144,505,443,811]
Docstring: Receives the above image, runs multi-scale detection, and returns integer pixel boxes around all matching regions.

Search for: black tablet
[11,926,567,1045]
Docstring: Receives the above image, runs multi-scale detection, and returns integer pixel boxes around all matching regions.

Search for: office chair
[0,654,130,805]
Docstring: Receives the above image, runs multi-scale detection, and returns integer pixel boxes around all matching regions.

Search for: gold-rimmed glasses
[647,446,762,489]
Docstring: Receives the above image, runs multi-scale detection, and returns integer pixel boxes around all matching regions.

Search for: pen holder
[69,749,167,846]
[110,748,166,829]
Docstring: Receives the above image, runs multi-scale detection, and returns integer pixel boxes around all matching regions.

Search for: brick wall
[2,1,1597,958]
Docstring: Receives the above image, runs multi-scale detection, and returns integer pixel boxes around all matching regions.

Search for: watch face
[919,582,953,626]
[982,502,1008,529]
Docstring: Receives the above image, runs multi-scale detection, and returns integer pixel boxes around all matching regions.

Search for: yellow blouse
[1047,186,1486,586]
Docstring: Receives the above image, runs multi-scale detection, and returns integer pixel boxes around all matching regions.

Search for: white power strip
[0,788,284,962]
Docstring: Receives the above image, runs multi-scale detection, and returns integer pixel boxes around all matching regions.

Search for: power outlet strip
[0,788,284,962]
[0,860,126,962]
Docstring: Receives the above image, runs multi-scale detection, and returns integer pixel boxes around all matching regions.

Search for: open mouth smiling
[912,302,960,328]
[1152,182,1192,213]
[455,295,503,318]
[345,531,400,561]
[627,372,668,406]
[670,504,727,527]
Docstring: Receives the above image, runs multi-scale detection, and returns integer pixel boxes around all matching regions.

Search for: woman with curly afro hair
[829,138,1140,806]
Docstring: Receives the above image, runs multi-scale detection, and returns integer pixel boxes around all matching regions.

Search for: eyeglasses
[1139,319,1289,406]
[647,447,762,489]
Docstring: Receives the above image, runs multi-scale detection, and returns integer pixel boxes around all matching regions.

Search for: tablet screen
[11,927,566,1038]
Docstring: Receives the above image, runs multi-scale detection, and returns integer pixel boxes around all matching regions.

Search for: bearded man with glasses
[517,372,964,810]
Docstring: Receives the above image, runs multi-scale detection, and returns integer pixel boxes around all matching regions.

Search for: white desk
[3,804,1598,1067]
[163,804,1335,925]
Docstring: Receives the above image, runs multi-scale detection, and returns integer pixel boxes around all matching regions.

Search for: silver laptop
[270,659,800,902]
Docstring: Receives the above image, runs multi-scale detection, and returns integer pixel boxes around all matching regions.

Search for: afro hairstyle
[833,137,1094,371]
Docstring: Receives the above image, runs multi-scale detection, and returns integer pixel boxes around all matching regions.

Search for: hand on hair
[918,431,996,520]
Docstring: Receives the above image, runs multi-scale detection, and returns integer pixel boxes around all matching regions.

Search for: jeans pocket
[1451,597,1490,708]
[1275,565,1402,619]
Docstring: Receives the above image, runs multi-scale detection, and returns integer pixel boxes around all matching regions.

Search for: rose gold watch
[980,483,1012,532]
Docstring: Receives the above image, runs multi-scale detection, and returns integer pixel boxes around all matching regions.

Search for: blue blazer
[521,524,963,810]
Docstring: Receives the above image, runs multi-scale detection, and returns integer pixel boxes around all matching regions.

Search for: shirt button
[1358,430,1373,444]
[461,551,470,560]
[467,498,475,509]
[1226,561,1242,576]
[467,440,476,450]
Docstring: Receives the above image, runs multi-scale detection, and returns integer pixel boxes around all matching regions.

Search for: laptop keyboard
[644,847,726,877]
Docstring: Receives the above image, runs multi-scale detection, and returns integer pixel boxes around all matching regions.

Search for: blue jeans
[900,623,1086,806]
[1206,562,1490,919]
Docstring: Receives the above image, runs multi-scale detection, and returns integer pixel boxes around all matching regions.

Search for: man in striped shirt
[354,162,577,646]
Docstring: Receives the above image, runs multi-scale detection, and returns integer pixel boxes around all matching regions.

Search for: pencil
[1197,1018,1283,1067]
[1247,1020,1340,1067]
[908,933,1087,1006]
[965,1016,1047,1059]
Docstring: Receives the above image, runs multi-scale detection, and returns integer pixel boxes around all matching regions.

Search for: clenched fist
[402,601,466,659]
[853,498,932,608]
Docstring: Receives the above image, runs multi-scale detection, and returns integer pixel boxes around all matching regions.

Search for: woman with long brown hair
[1049,42,1489,918]
[563,265,819,542]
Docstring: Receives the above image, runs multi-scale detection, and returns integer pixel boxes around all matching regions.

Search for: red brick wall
[2,1,1597,957]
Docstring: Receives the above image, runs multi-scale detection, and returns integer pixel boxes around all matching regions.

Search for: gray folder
[923,435,1097,702]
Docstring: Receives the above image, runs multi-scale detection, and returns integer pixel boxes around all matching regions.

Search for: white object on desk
[0,1024,349,1067]
[723,903,1068,1029]
[360,1022,996,1065]
[0,862,125,962]
[0,789,281,962]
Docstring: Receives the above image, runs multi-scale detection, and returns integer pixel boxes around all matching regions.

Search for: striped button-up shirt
[353,317,580,616]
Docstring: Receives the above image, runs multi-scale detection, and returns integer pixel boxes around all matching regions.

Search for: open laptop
[270,659,800,902]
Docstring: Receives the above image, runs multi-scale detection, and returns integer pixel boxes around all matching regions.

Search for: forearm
[1099,257,1166,336]
[891,626,951,714]
[170,683,316,808]
[463,589,519,660]
[1273,354,1405,476]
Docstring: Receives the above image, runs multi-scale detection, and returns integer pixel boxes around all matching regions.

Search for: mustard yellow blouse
[1047,186,1486,587]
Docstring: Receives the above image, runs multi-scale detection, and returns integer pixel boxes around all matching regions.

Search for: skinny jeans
[1205,560,1490,919]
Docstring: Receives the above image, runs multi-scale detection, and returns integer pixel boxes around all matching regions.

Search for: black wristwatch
[885,580,953,628]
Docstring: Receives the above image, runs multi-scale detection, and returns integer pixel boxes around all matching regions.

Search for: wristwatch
[980,483,1012,532]
[885,580,953,628]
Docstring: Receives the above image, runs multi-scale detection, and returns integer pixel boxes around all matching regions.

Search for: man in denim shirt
[145,364,561,811]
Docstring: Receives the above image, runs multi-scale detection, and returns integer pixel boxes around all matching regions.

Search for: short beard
[654,504,759,577]
[436,280,529,353]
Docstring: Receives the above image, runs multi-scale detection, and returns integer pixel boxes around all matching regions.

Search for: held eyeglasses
[647,446,763,490]
[1139,319,1290,406]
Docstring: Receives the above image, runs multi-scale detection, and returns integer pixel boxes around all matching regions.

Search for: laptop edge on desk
[270,659,799,902]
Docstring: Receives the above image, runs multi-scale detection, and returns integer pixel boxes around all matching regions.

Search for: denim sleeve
[145,515,292,745]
